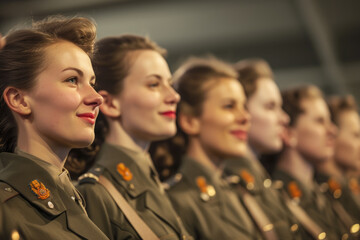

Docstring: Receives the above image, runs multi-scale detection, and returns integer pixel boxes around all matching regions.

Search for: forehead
[301,97,329,116]
[127,50,170,77]
[252,78,281,102]
[338,110,360,129]
[205,78,245,100]
[42,41,92,72]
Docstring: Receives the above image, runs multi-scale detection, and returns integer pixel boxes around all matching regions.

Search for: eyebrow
[146,74,173,83]
[62,67,95,81]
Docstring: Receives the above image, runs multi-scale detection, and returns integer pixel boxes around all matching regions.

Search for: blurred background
[1,0,359,101]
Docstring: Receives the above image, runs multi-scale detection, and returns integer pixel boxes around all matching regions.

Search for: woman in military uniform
[151,57,266,240]
[272,85,358,239]
[223,59,311,239]
[0,16,108,239]
[71,35,192,240]
[314,95,360,222]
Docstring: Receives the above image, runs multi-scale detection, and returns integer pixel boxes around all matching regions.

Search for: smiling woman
[0,16,108,239]
[70,35,192,240]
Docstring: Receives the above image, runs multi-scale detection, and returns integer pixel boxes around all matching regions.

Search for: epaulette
[78,166,104,185]
[162,173,183,190]
[0,182,19,203]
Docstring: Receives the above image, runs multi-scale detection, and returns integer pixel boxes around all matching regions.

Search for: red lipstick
[160,111,176,119]
[230,130,248,140]
[77,113,96,125]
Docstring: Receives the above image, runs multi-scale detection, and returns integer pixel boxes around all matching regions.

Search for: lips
[230,130,248,140]
[160,111,176,119]
[77,113,96,125]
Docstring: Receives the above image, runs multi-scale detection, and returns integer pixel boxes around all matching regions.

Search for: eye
[223,102,235,109]
[90,81,96,88]
[65,77,78,85]
[148,80,160,88]
[265,102,276,110]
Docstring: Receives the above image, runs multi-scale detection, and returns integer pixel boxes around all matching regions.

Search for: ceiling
[1,0,359,101]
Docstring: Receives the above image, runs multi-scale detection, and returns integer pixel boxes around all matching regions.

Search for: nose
[84,85,103,108]
[280,109,290,126]
[164,85,180,105]
[329,122,338,137]
[236,107,251,127]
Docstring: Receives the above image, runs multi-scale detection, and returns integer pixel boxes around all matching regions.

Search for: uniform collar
[0,152,67,215]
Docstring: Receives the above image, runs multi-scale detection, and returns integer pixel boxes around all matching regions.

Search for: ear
[178,113,201,135]
[283,127,298,148]
[98,90,121,118]
[3,86,31,116]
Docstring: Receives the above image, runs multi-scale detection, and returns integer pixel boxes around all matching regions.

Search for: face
[334,110,360,169]
[292,98,336,164]
[26,41,103,149]
[247,78,289,154]
[118,50,180,142]
[196,78,250,158]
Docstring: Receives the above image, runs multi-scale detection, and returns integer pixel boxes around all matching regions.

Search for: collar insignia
[29,179,50,200]
[117,163,133,181]
[240,170,255,190]
[287,181,302,201]
[328,178,342,199]
[196,176,216,202]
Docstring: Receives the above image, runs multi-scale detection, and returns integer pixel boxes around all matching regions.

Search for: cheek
[125,91,160,115]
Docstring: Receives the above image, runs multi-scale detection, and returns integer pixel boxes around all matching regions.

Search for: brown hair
[0,15,96,153]
[150,56,238,179]
[233,59,273,98]
[327,95,358,126]
[281,85,323,126]
[66,35,166,179]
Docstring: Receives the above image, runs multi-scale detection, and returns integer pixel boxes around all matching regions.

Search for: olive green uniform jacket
[0,152,109,240]
[77,143,192,240]
[166,156,262,240]
[273,169,356,240]
[224,158,308,240]
[314,173,360,229]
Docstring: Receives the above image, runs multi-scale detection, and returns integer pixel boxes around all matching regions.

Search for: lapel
[96,143,182,234]
[0,152,108,240]
[0,152,66,216]
[180,157,252,232]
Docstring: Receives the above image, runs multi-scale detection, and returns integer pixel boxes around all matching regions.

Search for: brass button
[341,233,349,240]
[47,201,54,209]
[263,224,274,232]
[11,230,20,240]
[4,187,12,192]
[263,179,272,188]
[128,183,135,190]
[351,223,360,234]
[318,232,326,240]
[290,224,298,232]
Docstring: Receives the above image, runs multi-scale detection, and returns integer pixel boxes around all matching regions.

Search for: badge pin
[240,170,255,190]
[29,179,50,200]
[117,163,133,181]
[196,176,216,201]
[287,181,302,202]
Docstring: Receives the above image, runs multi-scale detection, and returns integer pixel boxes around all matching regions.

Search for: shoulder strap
[282,192,327,240]
[98,175,160,240]
[235,185,279,240]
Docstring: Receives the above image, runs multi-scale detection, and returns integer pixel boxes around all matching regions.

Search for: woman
[0,16,108,239]
[74,35,191,240]
[273,85,358,239]
[152,56,266,240]
[223,59,307,239]
[315,95,360,222]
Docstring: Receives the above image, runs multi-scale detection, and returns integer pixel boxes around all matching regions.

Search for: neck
[315,157,342,179]
[186,137,223,174]
[17,126,68,170]
[277,147,314,187]
[105,118,149,153]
